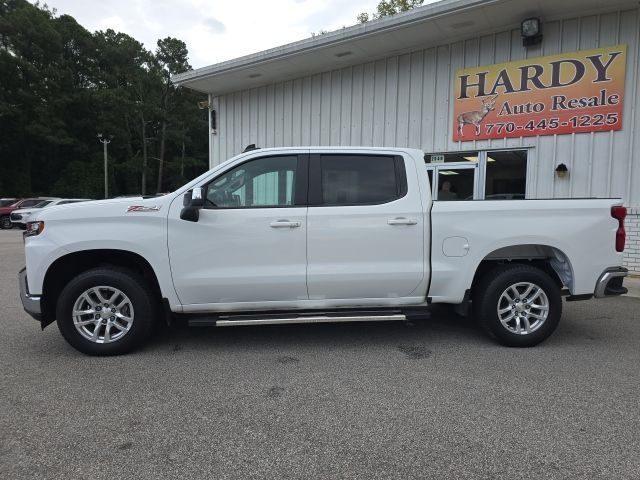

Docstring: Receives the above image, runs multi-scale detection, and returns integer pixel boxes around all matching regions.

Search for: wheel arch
[41,249,163,328]
[470,244,574,299]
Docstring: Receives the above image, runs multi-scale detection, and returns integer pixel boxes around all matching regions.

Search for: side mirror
[185,187,205,207]
[191,187,205,207]
[180,187,205,222]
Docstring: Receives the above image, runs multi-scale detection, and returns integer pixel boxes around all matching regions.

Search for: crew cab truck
[18,147,628,355]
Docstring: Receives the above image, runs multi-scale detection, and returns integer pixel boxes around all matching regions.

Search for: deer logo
[457,95,498,136]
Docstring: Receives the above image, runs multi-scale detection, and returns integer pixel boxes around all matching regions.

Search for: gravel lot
[1,229,639,479]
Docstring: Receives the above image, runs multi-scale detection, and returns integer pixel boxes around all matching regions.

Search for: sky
[37,0,381,69]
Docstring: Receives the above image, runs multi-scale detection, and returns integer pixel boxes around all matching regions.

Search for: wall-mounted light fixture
[555,163,568,178]
[210,108,217,135]
[521,17,543,47]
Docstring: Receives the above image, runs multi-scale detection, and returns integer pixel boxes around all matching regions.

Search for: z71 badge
[126,205,161,213]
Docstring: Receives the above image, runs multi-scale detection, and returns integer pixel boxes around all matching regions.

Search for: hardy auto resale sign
[453,45,626,141]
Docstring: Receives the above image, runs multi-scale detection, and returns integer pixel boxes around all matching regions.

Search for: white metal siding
[210,8,640,207]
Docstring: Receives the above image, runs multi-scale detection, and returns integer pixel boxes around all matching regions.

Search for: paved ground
[624,274,640,298]
[1,229,639,479]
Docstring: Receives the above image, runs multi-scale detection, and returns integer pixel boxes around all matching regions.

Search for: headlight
[25,221,45,237]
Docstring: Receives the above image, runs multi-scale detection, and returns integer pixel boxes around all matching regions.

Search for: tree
[357,0,424,23]
[0,0,68,194]
[0,0,208,199]
[153,37,191,193]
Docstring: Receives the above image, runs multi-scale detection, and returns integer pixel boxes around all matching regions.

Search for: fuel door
[443,236,470,257]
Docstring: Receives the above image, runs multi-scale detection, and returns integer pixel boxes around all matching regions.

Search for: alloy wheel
[497,282,549,335]
[72,286,134,344]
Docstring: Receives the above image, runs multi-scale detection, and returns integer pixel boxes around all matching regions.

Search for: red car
[0,198,46,229]
[0,198,18,207]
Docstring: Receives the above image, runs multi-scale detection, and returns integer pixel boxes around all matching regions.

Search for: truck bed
[429,198,623,303]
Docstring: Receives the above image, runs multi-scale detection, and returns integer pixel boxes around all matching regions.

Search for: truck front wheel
[56,268,155,355]
[474,264,562,347]
[0,215,12,229]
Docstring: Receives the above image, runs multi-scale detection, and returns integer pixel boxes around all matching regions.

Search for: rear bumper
[18,267,42,321]
[594,267,628,298]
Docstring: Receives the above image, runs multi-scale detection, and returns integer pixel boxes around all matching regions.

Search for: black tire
[56,268,155,355]
[473,264,562,347]
[0,215,12,229]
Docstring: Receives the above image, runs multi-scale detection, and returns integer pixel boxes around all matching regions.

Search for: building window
[426,149,528,201]
[437,168,476,200]
[484,150,527,200]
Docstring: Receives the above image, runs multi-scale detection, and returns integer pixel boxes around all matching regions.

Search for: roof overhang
[172,0,639,95]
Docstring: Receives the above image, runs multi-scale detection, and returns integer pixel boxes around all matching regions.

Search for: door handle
[270,220,301,228]
[387,217,418,226]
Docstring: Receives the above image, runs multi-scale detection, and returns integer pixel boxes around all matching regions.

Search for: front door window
[205,155,297,208]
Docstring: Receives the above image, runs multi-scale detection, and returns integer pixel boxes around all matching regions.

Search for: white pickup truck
[19,147,628,355]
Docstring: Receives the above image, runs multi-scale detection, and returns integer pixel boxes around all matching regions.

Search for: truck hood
[32,195,174,223]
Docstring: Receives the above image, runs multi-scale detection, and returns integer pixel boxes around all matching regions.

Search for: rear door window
[314,155,406,206]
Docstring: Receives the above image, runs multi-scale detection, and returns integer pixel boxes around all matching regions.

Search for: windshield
[32,200,54,208]
[0,199,17,207]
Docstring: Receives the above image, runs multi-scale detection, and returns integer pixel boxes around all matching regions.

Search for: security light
[521,17,542,47]
[555,163,568,177]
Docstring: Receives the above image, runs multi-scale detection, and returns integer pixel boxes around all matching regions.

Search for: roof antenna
[243,144,259,152]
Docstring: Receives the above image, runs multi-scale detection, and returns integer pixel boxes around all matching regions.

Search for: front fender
[26,215,181,312]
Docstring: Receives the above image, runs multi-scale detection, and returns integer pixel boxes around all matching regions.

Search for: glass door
[426,163,479,201]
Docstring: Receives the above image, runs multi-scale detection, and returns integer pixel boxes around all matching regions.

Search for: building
[173,0,640,273]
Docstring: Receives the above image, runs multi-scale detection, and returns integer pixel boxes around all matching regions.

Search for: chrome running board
[215,313,406,327]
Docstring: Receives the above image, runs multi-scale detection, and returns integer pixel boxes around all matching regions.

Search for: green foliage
[0,0,208,198]
[357,0,424,23]
[356,12,370,24]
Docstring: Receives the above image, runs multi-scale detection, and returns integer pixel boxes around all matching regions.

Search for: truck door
[167,153,309,306]
[306,152,426,300]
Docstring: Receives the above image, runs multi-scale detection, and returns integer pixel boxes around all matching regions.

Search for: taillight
[611,206,626,252]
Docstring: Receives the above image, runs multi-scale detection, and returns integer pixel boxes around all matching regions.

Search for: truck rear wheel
[474,264,562,347]
[56,268,155,355]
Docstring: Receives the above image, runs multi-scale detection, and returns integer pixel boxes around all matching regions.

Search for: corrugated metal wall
[211,8,640,206]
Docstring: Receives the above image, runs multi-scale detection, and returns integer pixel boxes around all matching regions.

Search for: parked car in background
[0,198,19,208]
[10,198,91,229]
[0,198,53,229]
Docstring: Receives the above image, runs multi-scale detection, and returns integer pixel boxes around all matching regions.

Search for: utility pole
[98,134,113,198]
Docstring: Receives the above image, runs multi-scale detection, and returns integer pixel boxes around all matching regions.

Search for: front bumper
[594,267,628,298]
[18,267,42,321]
